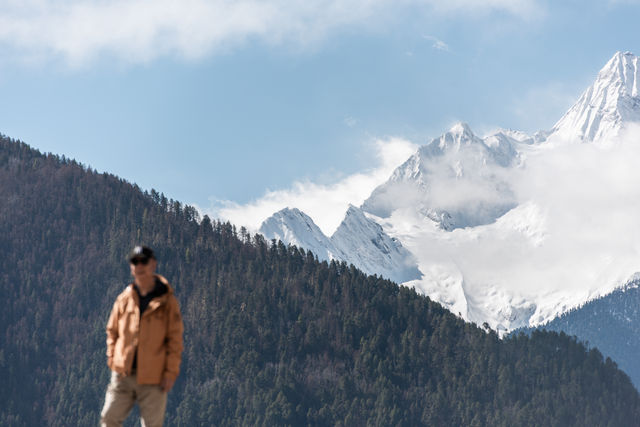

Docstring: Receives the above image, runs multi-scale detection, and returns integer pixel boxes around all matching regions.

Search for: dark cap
[128,245,156,262]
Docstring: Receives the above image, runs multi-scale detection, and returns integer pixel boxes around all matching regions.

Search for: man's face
[129,257,157,282]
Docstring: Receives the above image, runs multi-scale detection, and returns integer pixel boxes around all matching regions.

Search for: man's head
[128,245,157,286]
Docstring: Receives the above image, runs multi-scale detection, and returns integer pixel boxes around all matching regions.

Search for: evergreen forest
[525,279,640,390]
[1,135,640,426]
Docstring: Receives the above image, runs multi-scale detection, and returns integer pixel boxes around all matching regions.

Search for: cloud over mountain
[211,137,417,235]
[226,52,640,333]
[409,123,640,329]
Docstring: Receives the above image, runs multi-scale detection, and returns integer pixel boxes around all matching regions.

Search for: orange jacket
[106,274,184,385]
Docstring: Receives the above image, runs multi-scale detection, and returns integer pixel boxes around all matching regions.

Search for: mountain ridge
[257,51,640,334]
[548,50,640,143]
[260,204,421,283]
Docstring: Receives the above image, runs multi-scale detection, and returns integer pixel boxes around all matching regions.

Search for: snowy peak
[481,132,521,167]
[259,207,343,262]
[379,122,516,187]
[441,122,478,145]
[493,128,535,145]
[420,122,520,169]
[259,206,420,284]
[341,204,366,222]
[600,51,639,98]
[426,122,484,155]
[550,51,640,142]
[331,205,422,283]
[333,205,387,242]
[361,122,519,227]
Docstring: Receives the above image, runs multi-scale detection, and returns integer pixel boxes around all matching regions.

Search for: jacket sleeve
[163,296,184,381]
[105,299,120,369]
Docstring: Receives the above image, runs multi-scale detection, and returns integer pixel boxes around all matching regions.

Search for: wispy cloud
[422,35,450,52]
[207,137,418,235]
[0,0,543,67]
[343,116,358,127]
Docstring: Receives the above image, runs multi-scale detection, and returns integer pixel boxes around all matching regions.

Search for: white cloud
[399,123,640,327]
[208,137,418,235]
[0,0,543,66]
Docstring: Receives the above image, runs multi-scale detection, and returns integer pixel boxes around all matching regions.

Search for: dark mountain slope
[524,279,640,389]
[1,135,640,426]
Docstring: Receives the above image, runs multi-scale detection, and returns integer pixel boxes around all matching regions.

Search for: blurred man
[100,246,184,427]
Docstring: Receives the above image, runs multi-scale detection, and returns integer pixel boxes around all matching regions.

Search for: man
[100,246,184,427]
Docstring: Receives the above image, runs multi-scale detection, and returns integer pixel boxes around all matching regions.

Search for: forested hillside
[526,279,640,389]
[2,134,640,426]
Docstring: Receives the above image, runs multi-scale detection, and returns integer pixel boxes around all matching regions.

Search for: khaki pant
[100,372,168,427]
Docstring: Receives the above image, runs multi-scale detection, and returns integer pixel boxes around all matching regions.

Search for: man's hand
[160,377,175,392]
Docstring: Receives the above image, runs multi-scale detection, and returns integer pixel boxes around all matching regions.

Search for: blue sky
[0,0,639,231]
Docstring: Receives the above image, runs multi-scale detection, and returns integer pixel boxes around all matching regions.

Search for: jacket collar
[127,274,174,295]
[126,274,174,315]
[154,274,174,294]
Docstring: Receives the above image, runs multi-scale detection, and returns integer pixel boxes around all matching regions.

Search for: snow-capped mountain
[258,51,640,335]
[374,51,640,333]
[547,51,640,143]
[260,205,421,284]
[361,122,521,230]
[259,207,344,261]
[331,205,421,283]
